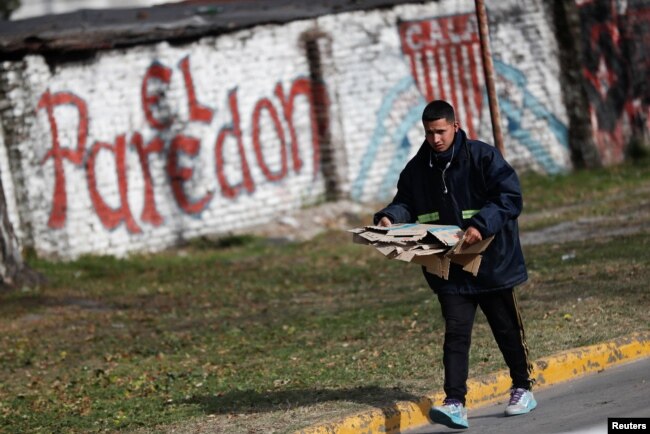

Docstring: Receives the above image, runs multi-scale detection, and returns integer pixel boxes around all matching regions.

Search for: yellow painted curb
[295,332,650,434]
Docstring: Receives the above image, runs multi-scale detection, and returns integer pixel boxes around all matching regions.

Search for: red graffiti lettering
[399,14,482,138]
[252,97,288,182]
[131,132,164,225]
[167,134,214,214]
[141,63,173,130]
[37,55,327,233]
[274,79,322,175]
[179,56,213,123]
[400,15,475,53]
[275,78,322,177]
[37,90,88,229]
[86,135,141,233]
[215,90,255,198]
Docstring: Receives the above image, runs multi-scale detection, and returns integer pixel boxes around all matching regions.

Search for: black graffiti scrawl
[577,0,650,164]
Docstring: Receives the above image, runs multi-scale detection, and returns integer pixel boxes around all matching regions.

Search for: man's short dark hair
[422,100,456,123]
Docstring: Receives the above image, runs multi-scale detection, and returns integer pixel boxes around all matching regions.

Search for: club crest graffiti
[399,13,484,140]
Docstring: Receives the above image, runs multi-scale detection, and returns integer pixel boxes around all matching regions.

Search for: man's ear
[454,121,460,132]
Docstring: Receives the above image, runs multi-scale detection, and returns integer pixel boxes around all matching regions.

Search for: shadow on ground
[184,385,423,415]
[186,386,434,431]
[184,386,429,432]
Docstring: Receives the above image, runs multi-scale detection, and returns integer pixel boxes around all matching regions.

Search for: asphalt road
[402,357,650,434]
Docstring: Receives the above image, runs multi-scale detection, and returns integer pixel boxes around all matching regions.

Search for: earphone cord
[430,145,455,194]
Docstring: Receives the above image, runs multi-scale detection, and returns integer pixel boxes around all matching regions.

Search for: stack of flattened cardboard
[349,223,494,280]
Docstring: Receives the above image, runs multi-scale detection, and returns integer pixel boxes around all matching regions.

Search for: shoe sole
[429,409,469,429]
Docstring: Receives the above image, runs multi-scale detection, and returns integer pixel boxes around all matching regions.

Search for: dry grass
[1,160,649,433]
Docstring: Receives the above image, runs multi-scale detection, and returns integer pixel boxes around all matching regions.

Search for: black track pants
[437,288,534,405]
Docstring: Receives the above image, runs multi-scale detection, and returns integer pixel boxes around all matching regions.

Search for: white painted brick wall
[12,0,183,20]
[487,1,572,174]
[0,0,573,259]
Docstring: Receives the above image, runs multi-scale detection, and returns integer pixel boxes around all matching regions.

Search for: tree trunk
[0,175,43,289]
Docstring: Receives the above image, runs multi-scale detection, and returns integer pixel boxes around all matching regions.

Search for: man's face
[424,118,458,153]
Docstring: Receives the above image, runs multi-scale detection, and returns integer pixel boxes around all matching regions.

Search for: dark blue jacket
[374,129,528,294]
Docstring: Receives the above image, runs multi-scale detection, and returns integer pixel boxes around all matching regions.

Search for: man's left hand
[462,226,483,248]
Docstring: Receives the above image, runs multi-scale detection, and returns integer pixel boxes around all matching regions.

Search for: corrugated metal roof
[0,0,429,58]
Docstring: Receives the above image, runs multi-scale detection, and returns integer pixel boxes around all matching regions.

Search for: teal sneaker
[429,398,469,429]
[504,388,537,416]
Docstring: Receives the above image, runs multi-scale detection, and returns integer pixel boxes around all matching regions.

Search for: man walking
[374,100,536,429]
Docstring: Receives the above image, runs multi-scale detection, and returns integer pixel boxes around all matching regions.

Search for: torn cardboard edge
[350,224,494,280]
[362,223,462,246]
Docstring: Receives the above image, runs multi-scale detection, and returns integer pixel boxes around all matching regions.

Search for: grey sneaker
[429,398,469,429]
[505,388,537,416]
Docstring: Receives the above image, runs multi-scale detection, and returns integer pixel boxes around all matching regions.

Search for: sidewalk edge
[294,332,650,434]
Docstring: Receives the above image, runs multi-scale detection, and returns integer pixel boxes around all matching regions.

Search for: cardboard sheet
[350,223,494,279]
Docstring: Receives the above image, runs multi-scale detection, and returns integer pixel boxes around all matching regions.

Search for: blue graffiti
[378,103,425,199]
[354,61,570,201]
[351,76,425,200]
[494,60,568,174]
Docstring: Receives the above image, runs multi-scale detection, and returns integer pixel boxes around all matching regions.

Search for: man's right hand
[377,216,392,227]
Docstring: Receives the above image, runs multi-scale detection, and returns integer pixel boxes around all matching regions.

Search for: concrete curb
[294,332,650,434]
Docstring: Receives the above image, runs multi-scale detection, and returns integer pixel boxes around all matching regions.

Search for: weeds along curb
[294,332,650,434]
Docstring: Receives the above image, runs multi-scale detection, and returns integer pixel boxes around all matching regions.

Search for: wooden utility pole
[475,0,505,157]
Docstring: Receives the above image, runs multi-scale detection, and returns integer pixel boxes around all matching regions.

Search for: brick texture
[0,0,646,258]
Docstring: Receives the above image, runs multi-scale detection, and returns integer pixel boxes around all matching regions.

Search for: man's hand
[377,216,392,227]
[462,226,482,248]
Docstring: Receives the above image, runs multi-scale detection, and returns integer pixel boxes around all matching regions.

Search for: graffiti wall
[1,20,328,257]
[577,0,650,164]
[0,0,583,258]
[347,1,571,203]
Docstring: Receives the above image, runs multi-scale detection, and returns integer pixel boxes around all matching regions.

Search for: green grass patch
[520,159,650,213]
[518,159,650,231]
[1,161,650,433]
